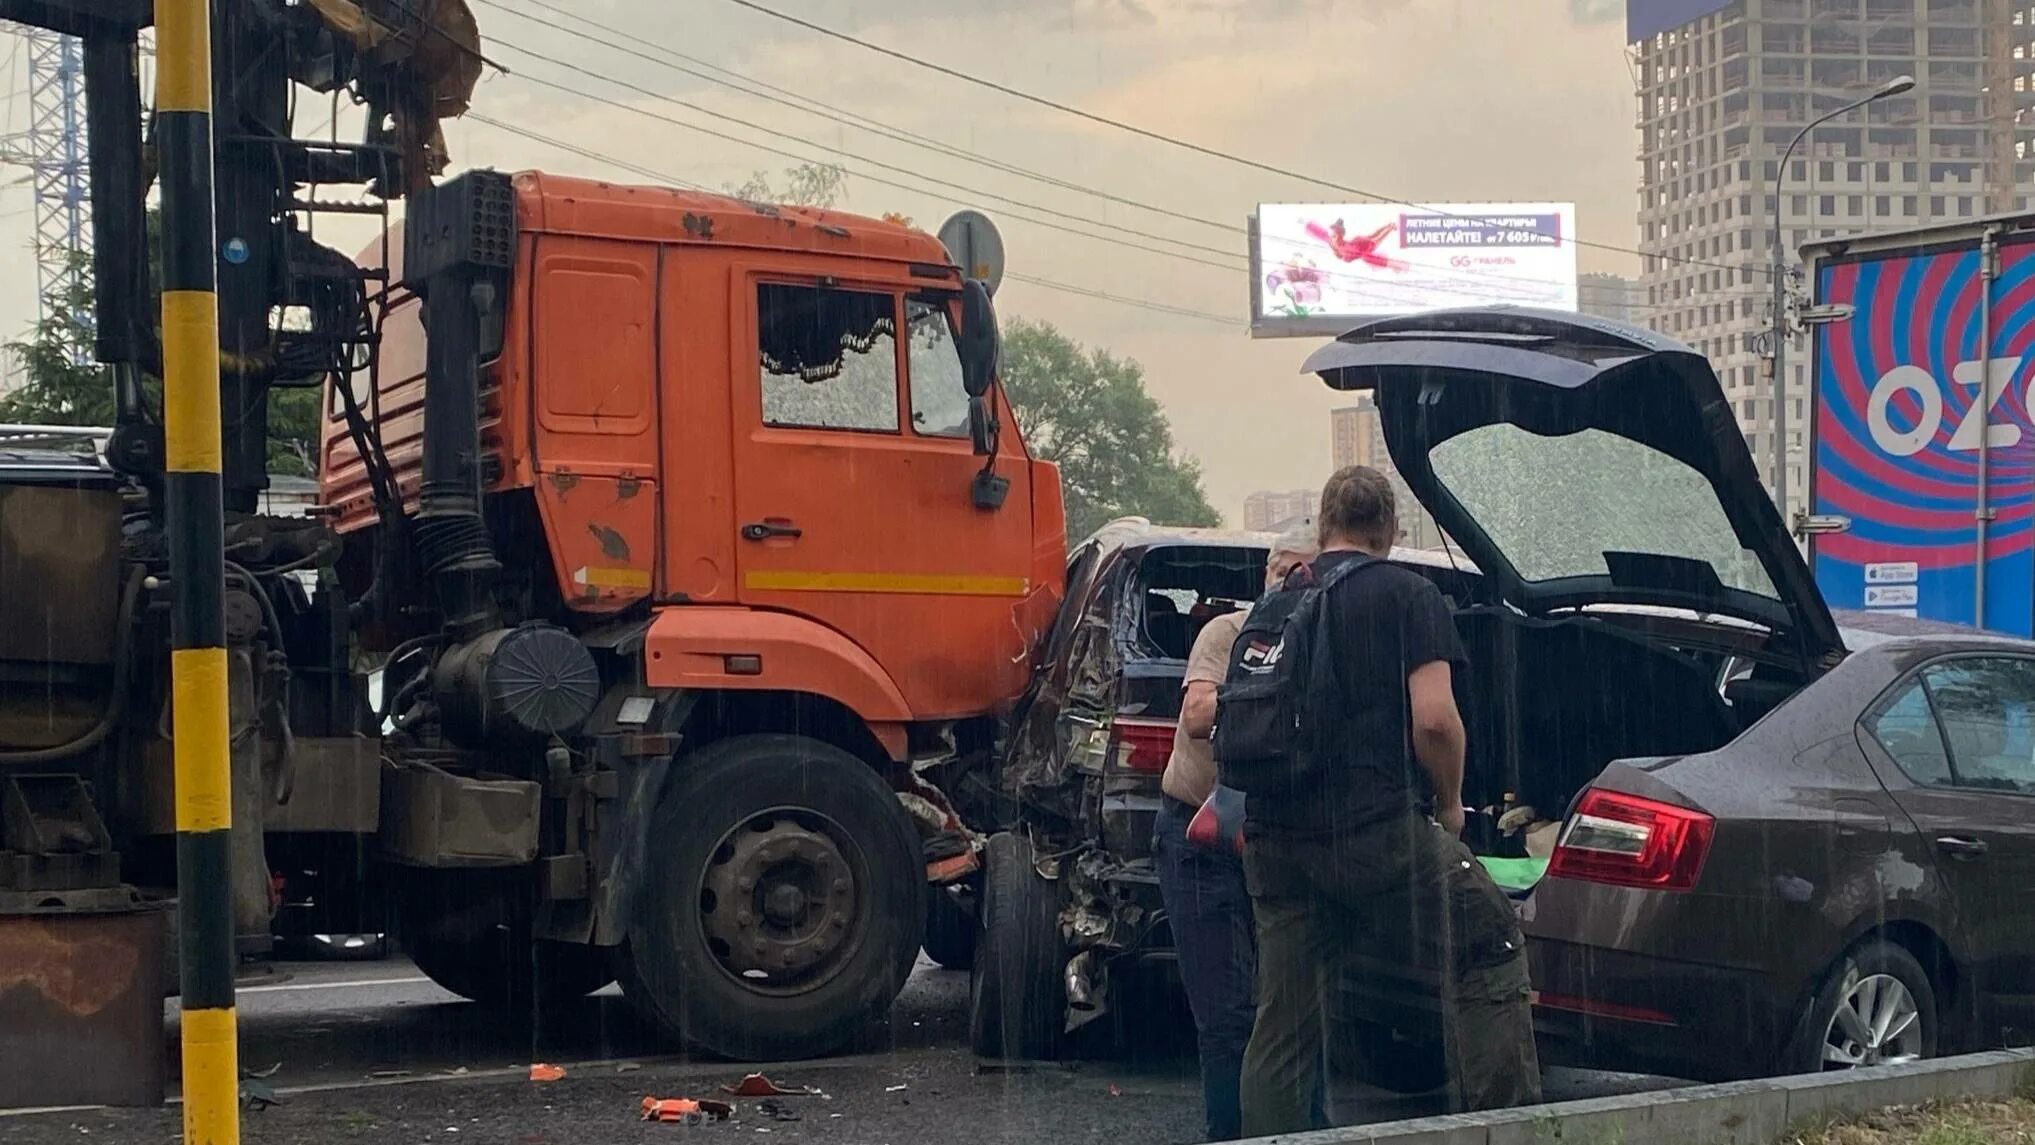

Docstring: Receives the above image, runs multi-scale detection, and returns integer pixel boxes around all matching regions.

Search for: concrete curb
[1256,1049,2035,1145]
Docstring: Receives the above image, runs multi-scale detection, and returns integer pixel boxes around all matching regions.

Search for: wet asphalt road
[1,954,1685,1144]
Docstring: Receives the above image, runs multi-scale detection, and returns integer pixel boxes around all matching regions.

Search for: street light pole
[1768,73,1915,522]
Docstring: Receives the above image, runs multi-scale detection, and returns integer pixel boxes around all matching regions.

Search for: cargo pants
[1237,810,1541,1136]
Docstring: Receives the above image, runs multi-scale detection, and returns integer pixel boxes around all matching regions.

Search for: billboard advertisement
[1809,233,2035,636]
[1250,202,1579,338]
[1626,0,1733,43]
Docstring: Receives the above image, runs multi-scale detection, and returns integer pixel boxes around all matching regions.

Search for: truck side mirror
[958,278,1000,399]
[968,392,998,458]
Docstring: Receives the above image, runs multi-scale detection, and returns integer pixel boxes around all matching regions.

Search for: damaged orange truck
[0,0,1064,1096]
[0,168,1063,1068]
[313,171,1067,1057]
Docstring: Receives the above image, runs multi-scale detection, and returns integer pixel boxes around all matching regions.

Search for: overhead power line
[460,109,1240,326]
[493,57,1614,312]
[472,0,1232,238]
[478,0,1628,301]
[707,0,1764,279]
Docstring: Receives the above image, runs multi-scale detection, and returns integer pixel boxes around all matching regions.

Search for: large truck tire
[624,734,924,1061]
[923,883,977,970]
[968,831,1065,1059]
[399,872,612,1014]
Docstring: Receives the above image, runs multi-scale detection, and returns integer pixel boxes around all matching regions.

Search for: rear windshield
[1429,425,1777,598]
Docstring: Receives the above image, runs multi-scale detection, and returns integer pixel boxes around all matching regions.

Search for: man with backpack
[1153,519,1319,1142]
[1217,466,1540,1135]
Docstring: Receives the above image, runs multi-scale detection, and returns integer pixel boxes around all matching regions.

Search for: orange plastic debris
[641,1096,733,1123]
[529,1063,566,1082]
[926,851,979,884]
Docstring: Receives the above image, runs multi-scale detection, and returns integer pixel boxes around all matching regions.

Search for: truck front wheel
[624,734,924,1060]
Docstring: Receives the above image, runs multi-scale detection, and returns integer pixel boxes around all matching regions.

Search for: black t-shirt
[1246,550,1469,837]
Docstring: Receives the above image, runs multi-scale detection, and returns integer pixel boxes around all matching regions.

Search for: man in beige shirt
[1153,520,1319,1142]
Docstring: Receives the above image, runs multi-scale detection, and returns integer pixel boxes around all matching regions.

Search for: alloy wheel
[1820,971,1923,1069]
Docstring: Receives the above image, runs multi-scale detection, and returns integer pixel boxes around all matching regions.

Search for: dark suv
[967,517,1479,1076]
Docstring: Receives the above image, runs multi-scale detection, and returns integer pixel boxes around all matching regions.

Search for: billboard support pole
[1974,224,2000,629]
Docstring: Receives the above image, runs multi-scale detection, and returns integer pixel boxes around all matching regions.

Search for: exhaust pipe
[1065,950,1105,1031]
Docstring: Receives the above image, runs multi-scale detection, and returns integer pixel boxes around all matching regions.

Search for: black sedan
[1525,609,2035,1081]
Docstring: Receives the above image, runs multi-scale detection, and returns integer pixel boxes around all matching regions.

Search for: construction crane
[0,24,89,361]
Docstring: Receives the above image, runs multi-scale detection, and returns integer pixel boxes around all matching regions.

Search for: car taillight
[1547,788,1714,892]
[1113,717,1176,774]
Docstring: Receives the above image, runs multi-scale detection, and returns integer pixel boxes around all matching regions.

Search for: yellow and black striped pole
[157,0,238,1142]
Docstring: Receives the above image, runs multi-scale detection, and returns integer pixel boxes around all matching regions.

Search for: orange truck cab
[319,170,1065,1060]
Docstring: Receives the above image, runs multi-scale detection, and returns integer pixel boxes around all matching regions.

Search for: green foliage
[997,317,1219,544]
[0,248,114,425]
[727,162,847,209]
[0,215,322,476]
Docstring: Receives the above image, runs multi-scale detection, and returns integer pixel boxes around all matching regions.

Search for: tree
[0,215,322,476]
[727,162,846,208]
[0,249,112,424]
[997,317,1219,543]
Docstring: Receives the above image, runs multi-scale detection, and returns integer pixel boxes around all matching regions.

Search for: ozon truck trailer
[1804,213,2035,635]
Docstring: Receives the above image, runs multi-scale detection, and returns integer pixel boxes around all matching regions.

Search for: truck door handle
[1936,836,1989,860]
[741,521,802,541]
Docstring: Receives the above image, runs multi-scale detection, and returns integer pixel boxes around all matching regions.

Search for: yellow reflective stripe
[745,570,1029,596]
[154,0,212,112]
[172,647,231,833]
[574,565,652,590]
[162,291,222,472]
[180,1007,239,1145]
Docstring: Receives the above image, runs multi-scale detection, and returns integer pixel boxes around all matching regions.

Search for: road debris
[641,1097,735,1125]
[528,1063,565,1083]
[722,1072,823,1098]
[885,1084,908,1093]
[239,1078,281,1111]
[756,1100,801,1123]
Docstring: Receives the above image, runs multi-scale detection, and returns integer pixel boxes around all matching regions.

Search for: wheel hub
[700,816,858,988]
[1821,971,1922,1070]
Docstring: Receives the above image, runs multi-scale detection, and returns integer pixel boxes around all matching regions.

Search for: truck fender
[641,606,913,740]
[582,687,694,948]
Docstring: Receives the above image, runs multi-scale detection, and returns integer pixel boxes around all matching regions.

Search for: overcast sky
[0,0,1642,521]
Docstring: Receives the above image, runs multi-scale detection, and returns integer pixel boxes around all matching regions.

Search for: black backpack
[1211,555,1374,797]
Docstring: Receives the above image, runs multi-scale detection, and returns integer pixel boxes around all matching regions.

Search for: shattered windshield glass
[1428,425,1777,599]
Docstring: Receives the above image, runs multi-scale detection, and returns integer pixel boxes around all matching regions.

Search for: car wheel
[1783,940,1938,1075]
[968,831,1064,1059]
[624,734,924,1061]
[924,883,977,970]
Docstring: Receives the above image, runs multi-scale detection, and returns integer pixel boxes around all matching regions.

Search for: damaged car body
[969,306,1862,1087]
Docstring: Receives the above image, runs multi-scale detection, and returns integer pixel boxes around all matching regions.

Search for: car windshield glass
[1428,425,1776,598]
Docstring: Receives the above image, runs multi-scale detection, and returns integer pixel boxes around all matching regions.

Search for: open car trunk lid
[1301,307,1845,673]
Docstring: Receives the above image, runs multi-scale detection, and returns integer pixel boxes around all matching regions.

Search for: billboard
[1249,202,1579,338]
[1625,0,1733,43]
[1809,232,2035,636]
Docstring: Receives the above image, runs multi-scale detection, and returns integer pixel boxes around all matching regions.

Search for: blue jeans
[1154,797,1257,1142]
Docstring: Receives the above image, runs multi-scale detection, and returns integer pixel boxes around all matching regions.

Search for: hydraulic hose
[0,564,148,766]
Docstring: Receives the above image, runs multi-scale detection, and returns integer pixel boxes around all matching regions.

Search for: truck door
[728,274,1038,719]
